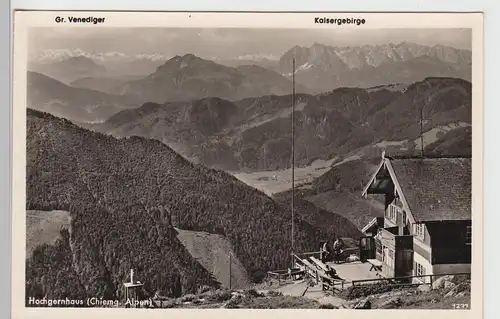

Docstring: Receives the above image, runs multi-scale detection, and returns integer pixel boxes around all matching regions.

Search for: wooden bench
[287,268,305,278]
[301,259,317,272]
[310,256,330,272]
[367,259,383,271]
[319,272,346,292]
[297,258,322,283]
[309,257,347,291]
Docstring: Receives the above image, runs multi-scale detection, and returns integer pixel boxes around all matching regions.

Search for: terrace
[324,260,381,288]
[269,251,386,292]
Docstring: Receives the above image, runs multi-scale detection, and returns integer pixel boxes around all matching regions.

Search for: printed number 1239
[453,304,469,309]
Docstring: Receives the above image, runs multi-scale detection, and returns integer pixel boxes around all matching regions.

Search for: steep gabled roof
[362,156,472,222]
[388,157,471,222]
[361,217,384,234]
[361,158,386,197]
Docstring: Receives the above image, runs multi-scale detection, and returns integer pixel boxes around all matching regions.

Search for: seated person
[325,265,342,280]
[332,237,345,263]
[333,237,344,252]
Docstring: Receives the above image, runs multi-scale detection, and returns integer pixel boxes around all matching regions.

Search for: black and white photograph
[12,11,482,314]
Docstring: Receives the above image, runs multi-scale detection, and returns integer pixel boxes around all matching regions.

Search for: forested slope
[26,109,361,304]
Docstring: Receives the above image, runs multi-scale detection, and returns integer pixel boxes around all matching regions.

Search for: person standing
[321,241,330,262]
[333,237,344,263]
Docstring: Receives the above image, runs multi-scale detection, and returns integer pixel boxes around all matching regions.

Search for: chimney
[130,269,134,284]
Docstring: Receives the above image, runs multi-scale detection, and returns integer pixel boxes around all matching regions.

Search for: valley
[232,157,336,196]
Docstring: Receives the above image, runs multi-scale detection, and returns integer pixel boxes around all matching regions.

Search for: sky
[28,28,472,60]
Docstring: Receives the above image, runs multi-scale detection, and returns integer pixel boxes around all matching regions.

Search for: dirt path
[268,281,347,308]
[303,285,346,307]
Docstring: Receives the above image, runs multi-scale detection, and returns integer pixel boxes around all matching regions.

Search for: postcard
[11,10,483,319]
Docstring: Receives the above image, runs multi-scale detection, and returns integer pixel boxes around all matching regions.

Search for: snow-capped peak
[29,49,172,64]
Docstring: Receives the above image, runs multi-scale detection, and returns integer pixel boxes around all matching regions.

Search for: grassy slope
[26,210,71,256]
[175,228,250,289]
[271,158,385,230]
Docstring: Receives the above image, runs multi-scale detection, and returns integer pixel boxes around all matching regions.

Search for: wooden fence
[266,269,292,286]
[292,248,359,265]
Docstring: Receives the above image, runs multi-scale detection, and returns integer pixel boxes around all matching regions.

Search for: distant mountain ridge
[29,48,170,63]
[279,43,471,91]
[29,49,280,65]
[281,42,471,70]
[29,42,470,70]
[29,42,471,93]
[118,54,310,103]
[28,49,281,78]
[91,77,472,172]
[27,71,141,123]
[30,53,310,105]
[70,76,133,96]
[28,56,107,84]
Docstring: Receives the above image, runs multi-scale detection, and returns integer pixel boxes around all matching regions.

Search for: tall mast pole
[420,101,425,158]
[291,58,295,261]
[229,252,232,290]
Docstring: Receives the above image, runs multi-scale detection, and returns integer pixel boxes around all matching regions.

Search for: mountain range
[28,56,107,84]
[29,42,471,98]
[28,48,279,72]
[26,108,361,302]
[27,54,310,116]
[91,77,472,172]
[27,71,141,123]
[28,49,168,78]
[118,54,310,103]
[279,43,471,91]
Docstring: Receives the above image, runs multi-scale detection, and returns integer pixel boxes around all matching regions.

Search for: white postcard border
[11,10,484,319]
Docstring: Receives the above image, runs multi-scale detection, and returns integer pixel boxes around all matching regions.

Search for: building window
[415,262,426,278]
[388,249,394,268]
[466,226,472,245]
[384,248,395,268]
[376,242,382,255]
[414,223,425,240]
[387,204,402,224]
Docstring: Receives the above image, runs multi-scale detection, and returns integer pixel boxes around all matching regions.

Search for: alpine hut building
[360,152,472,283]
